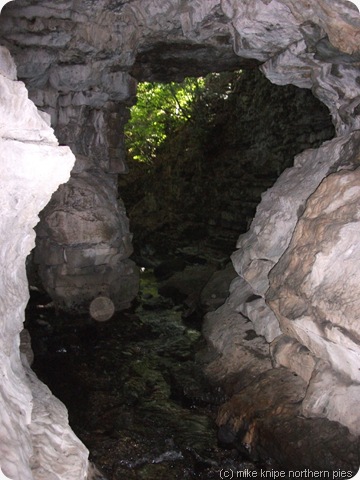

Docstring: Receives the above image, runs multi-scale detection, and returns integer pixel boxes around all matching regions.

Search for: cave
[0,0,360,479]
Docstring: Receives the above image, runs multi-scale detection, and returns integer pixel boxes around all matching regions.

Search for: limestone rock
[0,1,139,313]
[267,163,360,433]
[200,262,237,312]
[270,335,317,384]
[0,66,56,143]
[240,296,281,343]
[301,361,360,436]
[221,0,303,61]
[216,367,307,453]
[229,132,360,350]
[25,363,89,480]
[226,277,281,343]
[1,0,359,316]
[0,46,89,479]
[0,44,15,78]
[203,302,272,389]
[0,0,360,471]
[268,165,360,381]
[216,366,359,470]
[277,0,360,55]
[262,38,360,135]
[232,133,360,297]
[34,170,139,311]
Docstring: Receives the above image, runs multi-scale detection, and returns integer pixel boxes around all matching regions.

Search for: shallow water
[25,269,259,479]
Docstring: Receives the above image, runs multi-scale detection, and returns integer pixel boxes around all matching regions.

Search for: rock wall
[30,86,139,311]
[207,131,360,465]
[0,1,141,312]
[0,45,89,478]
[0,0,360,474]
[268,155,360,433]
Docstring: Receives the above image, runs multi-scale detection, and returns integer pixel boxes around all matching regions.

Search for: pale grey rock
[25,363,89,480]
[227,276,253,302]
[268,164,360,384]
[270,335,317,384]
[0,350,33,480]
[37,110,51,127]
[232,133,360,298]
[260,38,317,90]
[268,162,360,434]
[240,297,281,343]
[276,0,360,55]
[34,169,138,311]
[301,362,360,436]
[102,70,137,102]
[227,277,281,343]
[49,63,102,93]
[28,88,58,110]
[0,46,90,479]
[203,302,272,386]
[0,0,360,470]
[262,38,315,89]
[1,0,358,318]
[0,73,56,143]
[201,84,360,440]
[262,39,360,135]
[222,0,303,61]
[0,44,16,79]
[15,48,56,88]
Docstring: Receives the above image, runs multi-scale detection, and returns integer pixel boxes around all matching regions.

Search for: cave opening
[120,69,336,267]
[23,66,336,478]
[1,0,360,477]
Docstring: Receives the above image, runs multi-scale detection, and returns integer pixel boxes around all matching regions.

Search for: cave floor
[25,269,265,479]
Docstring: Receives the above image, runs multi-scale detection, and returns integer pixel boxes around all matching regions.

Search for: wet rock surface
[216,367,360,471]
[25,269,264,479]
[25,263,360,477]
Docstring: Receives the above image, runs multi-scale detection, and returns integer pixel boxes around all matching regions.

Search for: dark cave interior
[25,68,335,478]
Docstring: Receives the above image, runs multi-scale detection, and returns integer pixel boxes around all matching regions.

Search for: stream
[25,268,260,479]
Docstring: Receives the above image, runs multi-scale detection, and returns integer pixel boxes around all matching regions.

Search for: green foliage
[125,78,204,163]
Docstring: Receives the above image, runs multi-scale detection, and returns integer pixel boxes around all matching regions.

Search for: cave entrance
[4,1,358,478]
[119,68,335,270]
[23,66,336,477]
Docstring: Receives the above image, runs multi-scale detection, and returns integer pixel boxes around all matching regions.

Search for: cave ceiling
[0,0,359,91]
